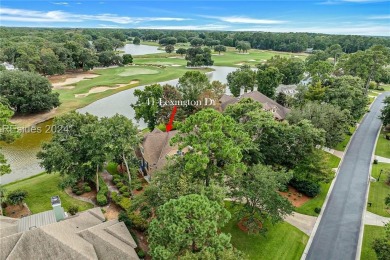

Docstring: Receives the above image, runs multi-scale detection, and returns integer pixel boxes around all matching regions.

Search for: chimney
[51,195,65,222]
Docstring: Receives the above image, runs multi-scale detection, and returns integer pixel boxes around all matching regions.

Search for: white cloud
[52,2,69,5]
[0,7,190,24]
[202,15,287,24]
[368,15,390,19]
[136,24,230,31]
[233,25,390,36]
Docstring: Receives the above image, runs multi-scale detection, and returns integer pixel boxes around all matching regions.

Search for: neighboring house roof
[276,84,298,96]
[18,210,57,232]
[140,128,179,173]
[220,91,290,120]
[0,208,139,260]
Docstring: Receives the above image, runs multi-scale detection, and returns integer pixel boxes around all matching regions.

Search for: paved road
[306,93,389,260]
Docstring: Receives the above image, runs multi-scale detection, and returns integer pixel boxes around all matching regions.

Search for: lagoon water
[117,43,164,56]
[1,65,237,184]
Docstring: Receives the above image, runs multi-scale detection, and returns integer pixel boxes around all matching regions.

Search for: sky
[0,0,389,36]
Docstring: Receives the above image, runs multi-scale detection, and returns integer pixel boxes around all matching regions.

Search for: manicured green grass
[4,173,93,214]
[375,130,390,158]
[361,225,385,260]
[334,125,357,151]
[53,65,212,118]
[295,182,331,217]
[367,163,390,217]
[136,47,307,68]
[223,202,308,260]
[323,151,341,169]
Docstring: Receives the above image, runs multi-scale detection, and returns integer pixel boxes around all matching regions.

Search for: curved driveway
[306,92,389,260]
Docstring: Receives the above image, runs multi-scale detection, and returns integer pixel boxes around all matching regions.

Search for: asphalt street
[306,92,389,260]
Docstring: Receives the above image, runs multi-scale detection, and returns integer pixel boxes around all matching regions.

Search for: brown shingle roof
[220,91,290,120]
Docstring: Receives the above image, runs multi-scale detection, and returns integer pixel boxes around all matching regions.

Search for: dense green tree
[132,84,163,130]
[372,223,390,260]
[185,47,214,67]
[122,54,133,65]
[231,164,293,234]
[111,38,125,50]
[236,41,251,53]
[177,70,211,111]
[78,48,99,70]
[276,92,288,106]
[177,36,188,43]
[0,102,20,176]
[304,81,327,102]
[39,48,65,75]
[307,60,333,83]
[325,44,343,65]
[287,102,352,148]
[0,70,60,114]
[176,48,187,56]
[324,76,368,120]
[165,44,175,53]
[93,37,113,52]
[133,37,141,45]
[380,96,390,127]
[256,66,283,98]
[98,51,123,67]
[267,56,305,84]
[338,45,390,93]
[214,44,226,55]
[37,112,101,184]
[227,65,256,97]
[159,37,177,46]
[305,50,329,66]
[190,37,204,47]
[172,109,251,186]
[148,194,235,259]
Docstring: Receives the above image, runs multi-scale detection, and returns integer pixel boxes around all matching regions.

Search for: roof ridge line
[5,232,24,258]
[156,132,171,164]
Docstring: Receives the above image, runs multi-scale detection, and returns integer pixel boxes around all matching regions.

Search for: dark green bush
[136,185,143,191]
[122,192,130,197]
[116,182,124,189]
[84,186,92,192]
[112,178,120,185]
[118,210,132,229]
[314,207,321,214]
[68,205,79,215]
[374,159,378,164]
[279,185,289,192]
[290,178,320,197]
[75,190,83,196]
[137,250,146,258]
[119,186,128,193]
[72,187,79,193]
[97,193,108,206]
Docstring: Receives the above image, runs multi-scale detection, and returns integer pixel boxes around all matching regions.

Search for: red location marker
[166,106,177,132]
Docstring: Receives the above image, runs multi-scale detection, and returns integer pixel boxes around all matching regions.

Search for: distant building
[219,91,290,120]
[276,84,298,96]
[0,198,139,260]
[305,48,314,53]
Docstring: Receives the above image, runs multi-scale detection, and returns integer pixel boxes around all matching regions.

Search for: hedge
[290,178,321,197]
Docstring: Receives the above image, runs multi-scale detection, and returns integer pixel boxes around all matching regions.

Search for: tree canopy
[227,65,256,97]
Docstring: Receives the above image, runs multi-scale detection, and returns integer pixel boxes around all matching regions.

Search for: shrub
[128,212,148,231]
[84,186,92,192]
[7,189,28,206]
[97,193,108,206]
[374,159,378,164]
[119,186,128,193]
[279,185,289,192]
[118,210,132,229]
[75,190,83,196]
[68,205,79,215]
[118,197,131,210]
[290,178,320,197]
[122,192,130,197]
[314,207,321,214]
[72,187,79,193]
[116,182,124,189]
[140,205,152,219]
[111,191,120,203]
[112,178,120,185]
[136,185,143,191]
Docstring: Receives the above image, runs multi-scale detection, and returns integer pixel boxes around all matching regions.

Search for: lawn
[335,125,357,151]
[361,225,385,260]
[135,47,307,68]
[368,163,390,217]
[375,130,390,158]
[223,202,308,260]
[4,173,93,214]
[295,182,331,217]
[52,65,212,118]
[323,151,341,169]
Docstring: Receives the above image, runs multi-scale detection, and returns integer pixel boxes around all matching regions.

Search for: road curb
[301,96,378,260]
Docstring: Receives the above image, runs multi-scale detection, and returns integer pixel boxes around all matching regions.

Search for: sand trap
[248,59,256,62]
[75,80,139,98]
[52,74,99,89]
[237,52,250,55]
[235,63,244,66]
[212,54,225,56]
[55,86,75,90]
[171,64,181,67]
[168,56,180,59]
